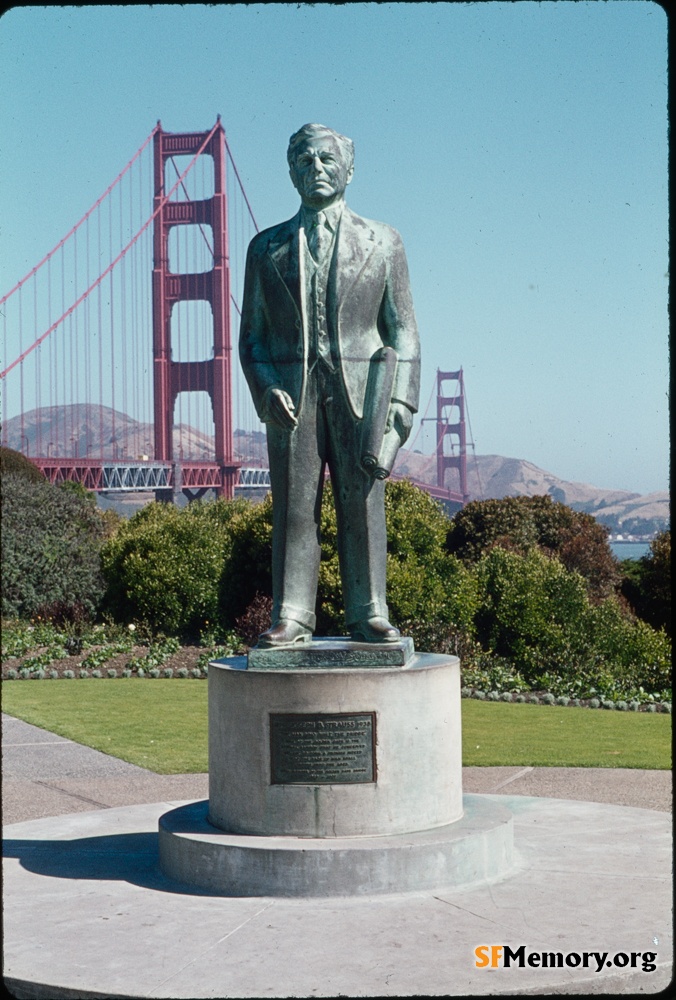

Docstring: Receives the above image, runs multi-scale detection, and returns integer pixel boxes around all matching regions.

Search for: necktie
[308,212,330,262]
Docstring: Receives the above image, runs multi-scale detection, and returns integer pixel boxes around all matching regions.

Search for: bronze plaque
[270,712,376,784]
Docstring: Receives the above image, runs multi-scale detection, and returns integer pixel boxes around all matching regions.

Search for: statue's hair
[287,123,354,171]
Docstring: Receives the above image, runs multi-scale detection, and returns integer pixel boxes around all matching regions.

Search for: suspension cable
[0,121,220,381]
[463,380,484,500]
[224,137,259,232]
[0,126,159,308]
[404,373,436,455]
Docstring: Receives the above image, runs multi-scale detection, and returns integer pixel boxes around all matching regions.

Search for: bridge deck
[29,458,465,505]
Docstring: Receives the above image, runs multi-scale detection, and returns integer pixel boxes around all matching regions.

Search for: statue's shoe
[350,617,401,643]
[257,620,313,648]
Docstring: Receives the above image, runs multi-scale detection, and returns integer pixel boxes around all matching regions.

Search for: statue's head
[287,123,355,210]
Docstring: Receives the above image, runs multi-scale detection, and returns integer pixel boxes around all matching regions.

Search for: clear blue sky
[0,2,668,495]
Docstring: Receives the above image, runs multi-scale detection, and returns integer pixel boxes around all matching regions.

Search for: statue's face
[289,134,353,209]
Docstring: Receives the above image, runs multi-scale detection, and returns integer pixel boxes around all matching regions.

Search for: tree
[0,446,45,483]
[621,530,671,635]
[446,494,620,599]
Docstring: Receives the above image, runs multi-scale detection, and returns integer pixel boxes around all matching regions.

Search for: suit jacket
[239,206,420,422]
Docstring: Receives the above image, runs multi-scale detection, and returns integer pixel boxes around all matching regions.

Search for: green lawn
[2,680,671,773]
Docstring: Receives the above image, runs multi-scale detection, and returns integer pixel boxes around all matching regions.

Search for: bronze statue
[240,123,420,646]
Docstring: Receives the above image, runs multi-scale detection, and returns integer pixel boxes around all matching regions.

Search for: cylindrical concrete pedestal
[208,653,463,838]
[159,648,515,896]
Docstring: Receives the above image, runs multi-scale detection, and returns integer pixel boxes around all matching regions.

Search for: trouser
[266,362,388,631]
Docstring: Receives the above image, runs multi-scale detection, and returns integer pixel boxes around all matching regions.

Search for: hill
[393,449,668,536]
[2,406,669,534]
[1,405,265,464]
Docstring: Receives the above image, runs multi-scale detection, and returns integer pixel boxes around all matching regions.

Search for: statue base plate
[246,635,415,670]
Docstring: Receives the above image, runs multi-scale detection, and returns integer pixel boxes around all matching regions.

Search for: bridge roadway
[30,457,465,506]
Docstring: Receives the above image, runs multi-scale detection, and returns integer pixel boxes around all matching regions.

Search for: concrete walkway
[2,713,673,998]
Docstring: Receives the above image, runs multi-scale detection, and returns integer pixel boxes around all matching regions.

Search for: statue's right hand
[267,388,298,430]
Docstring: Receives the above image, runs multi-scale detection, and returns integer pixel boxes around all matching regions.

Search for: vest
[302,225,336,372]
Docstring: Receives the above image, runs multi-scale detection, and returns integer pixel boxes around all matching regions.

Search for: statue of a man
[240,123,420,646]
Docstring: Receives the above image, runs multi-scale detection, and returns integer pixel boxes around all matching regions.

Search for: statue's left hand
[386,401,413,444]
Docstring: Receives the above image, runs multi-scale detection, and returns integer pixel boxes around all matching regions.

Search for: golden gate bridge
[1,119,475,509]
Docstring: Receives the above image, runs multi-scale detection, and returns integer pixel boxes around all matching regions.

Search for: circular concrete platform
[158,795,513,896]
[2,794,672,998]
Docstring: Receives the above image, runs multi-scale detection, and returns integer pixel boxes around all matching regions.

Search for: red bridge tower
[152,119,238,499]
[436,368,470,504]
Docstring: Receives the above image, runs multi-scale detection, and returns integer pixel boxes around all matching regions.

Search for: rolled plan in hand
[360,346,398,478]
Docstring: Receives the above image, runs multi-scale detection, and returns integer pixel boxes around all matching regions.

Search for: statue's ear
[346,165,354,186]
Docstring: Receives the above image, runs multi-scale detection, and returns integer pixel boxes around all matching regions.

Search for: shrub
[383,482,479,636]
[460,647,527,694]
[101,498,251,639]
[176,667,189,678]
[106,668,118,678]
[473,546,588,672]
[1,473,108,619]
[234,593,274,646]
[63,670,75,679]
[33,599,92,632]
[472,546,671,700]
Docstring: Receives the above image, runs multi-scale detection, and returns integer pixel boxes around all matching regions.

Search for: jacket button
[295,319,301,329]
[296,346,303,357]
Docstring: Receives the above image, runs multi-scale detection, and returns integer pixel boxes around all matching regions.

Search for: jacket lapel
[332,208,377,308]
[267,213,302,314]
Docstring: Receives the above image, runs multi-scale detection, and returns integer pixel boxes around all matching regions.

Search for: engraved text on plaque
[270,712,376,784]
